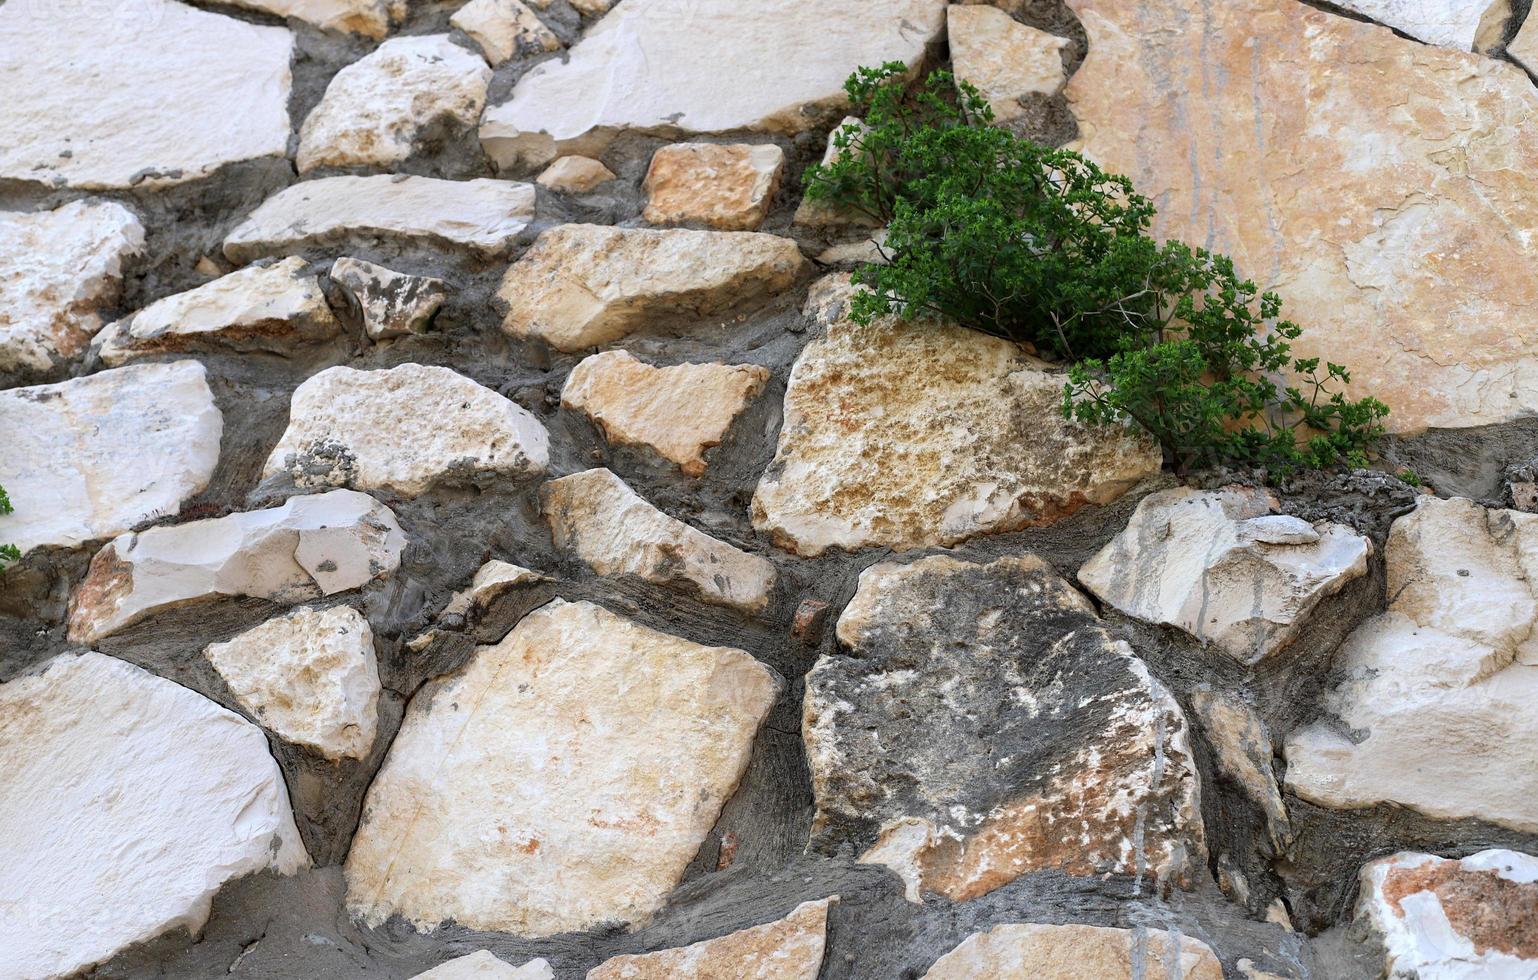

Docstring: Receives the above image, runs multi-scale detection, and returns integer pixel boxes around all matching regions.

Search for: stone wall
[1,0,1537,977]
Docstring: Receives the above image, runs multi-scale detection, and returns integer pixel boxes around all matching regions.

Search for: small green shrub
[804,63,1388,475]
[0,484,16,564]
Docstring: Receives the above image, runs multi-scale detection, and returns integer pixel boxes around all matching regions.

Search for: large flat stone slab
[921,923,1223,980]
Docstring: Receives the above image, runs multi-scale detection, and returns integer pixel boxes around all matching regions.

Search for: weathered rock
[1356,849,1538,979]
[586,897,834,979]
[0,0,292,189]
[297,35,491,173]
[440,560,549,620]
[535,155,616,193]
[1065,0,1538,432]
[95,257,341,366]
[807,554,1203,902]
[1078,487,1371,665]
[1332,0,1509,50]
[412,952,554,979]
[262,363,549,496]
[561,350,770,475]
[67,489,406,644]
[205,605,381,761]
[0,200,145,373]
[1191,687,1291,849]
[542,468,775,612]
[498,224,805,351]
[0,652,308,980]
[1285,496,1538,831]
[1509,12,1538,71]
[947,5,1067,121]
[344,598,780,936]
[479,0,946,168]
[214,0,404,38]
[0,361,221,557]
[920,923,1223,980]
[642,143,786,231]
[751,276,1161,556]
[452,0,561,65]
[792,117,879,231]
[329,257,449,339]
[224,176,537,262]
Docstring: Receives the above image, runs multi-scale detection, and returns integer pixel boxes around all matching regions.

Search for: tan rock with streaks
[921,923,1223,980]
[536,156,616,193]
[586,897,833,980]
[947,5,1067,121]
[643,143,786,231]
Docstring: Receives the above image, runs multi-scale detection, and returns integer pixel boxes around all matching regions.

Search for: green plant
[804,63,1388,475]
[0,484,16,564]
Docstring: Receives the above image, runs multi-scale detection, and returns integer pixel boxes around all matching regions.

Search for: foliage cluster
[804,63,1388,475]
[0,484,16,564]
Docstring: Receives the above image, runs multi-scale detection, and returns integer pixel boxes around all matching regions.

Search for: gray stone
[329,258,449,340]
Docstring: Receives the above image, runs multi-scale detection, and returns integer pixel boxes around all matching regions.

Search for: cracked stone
[947,5,1068,122]
[329,257,450,340]
[586,897,834,980]
[643,143,786,231]
[452,0,561,65]
[920,923,1223,980]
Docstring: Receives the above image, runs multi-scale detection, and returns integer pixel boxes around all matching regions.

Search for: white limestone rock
[330,257,450,339]
[213,0,405,38]
[410,952,553,979]
[921,923,1223,980]
[0,0,292,189]
[1078,487,1371,664]
[224,176,537,262]
[0,652,308,980]
[947,5,1068,121]
[262,363,549,496]
[205,604,381,761]
[479,0,946,169]
[0,361,222,557]
[0,200,145,373]
[1285,496,1538,831]
[297,35,491,173]
[535,155,615,193]
[1332,0,1510,50]
[344,599,780,936]
[587,898,834,980]
[542,468,776,612]
[452,0,561,65]
[95,257,341,366]
[67,489,406,644]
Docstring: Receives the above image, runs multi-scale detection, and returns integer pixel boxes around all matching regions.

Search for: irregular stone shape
[0,200,145,373]
[297,35,491,173]
[807,554,1204,902]
[205,604,381,761]
[213,0,404,38]
[642,143,786,231]
[1065,0,1538,432]
[262,363,549,496]
[535,155,616,193]
[479,0,946,168]
[561,350,770,475]
[95,257,341,366]
[793,117,879,231]
[920,923,1223,980]
[67,489,406,644]
[329,257,449,340]
[344,598,780,936]
[542,468,776,612]
[1191,687,1291,849]
[452,0,561,65]
[586,897,834,980]
[1332,0,1509,50]
[751,276,1161,556]
[1357,849,1538,979]
[1285,496,1538,831]
[0,652,308,980]
[947,5,1068,121]
[0,362,221,557]
[1078,487,1371,664]
[0,0,292,189]
[224,176,537,262]
[498,224,805,351]
[440,560,549,619]
[412,952,555,979]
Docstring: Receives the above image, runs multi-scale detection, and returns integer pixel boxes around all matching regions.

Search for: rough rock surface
[0,361,221,556]
[344,599,780,936]
[1332,0,1509,50]
[439,560,548,619]
[0,200,145,373]
[561,350,770,475]
[587,897,834,980]
[1191,688,1291,849]
[412,952,555,979]
[95,257,341,366]
[542,468,776,612]
[1285,496,1538,832]
[536,155,616,193]
[0,0,292,189]
[751,276,1161,556]
[205,605,381,761]
[297,35,491,173]
[807,554,1204,902]
[498,225,805,351]
[642,143,786,231]
[452,0,561,65]
[67,489,406,644]
[1065,0,1538,432]
[0,652,308,980]
[479,0,947,168]
[947,5,1068,121]
[920,923,1224,980]
[330,257,450,339]
[224,177,537,262]
[262,363,549,496]
[1078,487,1371,665]
[1356,849,1538,979]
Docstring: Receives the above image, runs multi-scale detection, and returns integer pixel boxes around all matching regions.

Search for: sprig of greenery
[0,484,17,565]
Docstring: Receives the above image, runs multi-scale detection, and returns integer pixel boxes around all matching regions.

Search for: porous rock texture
[642,143,787,231]
[586,897,833,979]
[451,0,562,65]
[920,922,1224,979]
